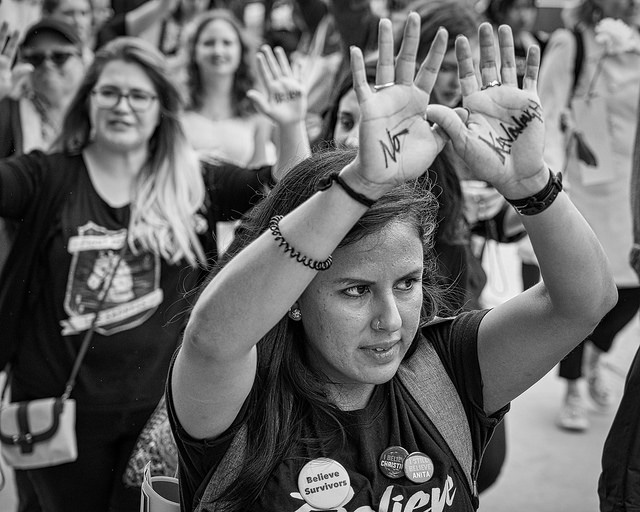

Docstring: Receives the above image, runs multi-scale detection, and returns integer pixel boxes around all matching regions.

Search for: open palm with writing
[247,45,307,127]
[347,14,449,193]
[429,24,547,198]
[0,23,33,101]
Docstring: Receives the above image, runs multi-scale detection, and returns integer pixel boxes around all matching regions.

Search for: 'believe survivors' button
[297,458,351,510]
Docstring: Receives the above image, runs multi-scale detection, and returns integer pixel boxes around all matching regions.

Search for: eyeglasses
[21,50,80,68]
[91,86,158,112]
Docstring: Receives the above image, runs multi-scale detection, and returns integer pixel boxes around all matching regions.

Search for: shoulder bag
[0,245,126,470]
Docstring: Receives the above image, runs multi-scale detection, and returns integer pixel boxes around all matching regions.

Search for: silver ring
[481,80,502,90]
[373,81,395,91]
[374,320,383,331]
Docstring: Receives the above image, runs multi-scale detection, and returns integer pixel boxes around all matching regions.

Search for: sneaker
[557,393,589,432]
[587,365,613,410]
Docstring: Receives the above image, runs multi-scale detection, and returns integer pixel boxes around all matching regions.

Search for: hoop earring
[288,307,302,321]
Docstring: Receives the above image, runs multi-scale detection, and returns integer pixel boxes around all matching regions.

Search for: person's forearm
[125,0,172,37]
[185,162,378,360]
[522,188,616,319]
[272,120,311,181]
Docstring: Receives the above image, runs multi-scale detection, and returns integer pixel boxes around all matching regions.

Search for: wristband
[506,170,563,216]
[315,172,376,208]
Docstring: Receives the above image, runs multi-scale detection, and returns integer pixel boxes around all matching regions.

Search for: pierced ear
[288,302,302,321]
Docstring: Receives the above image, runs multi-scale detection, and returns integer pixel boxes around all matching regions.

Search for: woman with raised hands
[168,14,616,512]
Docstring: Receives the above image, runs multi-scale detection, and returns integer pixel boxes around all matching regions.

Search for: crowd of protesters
[0,0,639,511]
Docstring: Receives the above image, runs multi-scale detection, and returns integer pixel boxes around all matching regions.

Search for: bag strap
[61,243,128,400]
[195,424,247,512]
[396,336,475,492]
[1,243,126,406]
[571,27,585,100]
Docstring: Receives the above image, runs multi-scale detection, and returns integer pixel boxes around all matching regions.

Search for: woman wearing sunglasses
[0,34,309,511]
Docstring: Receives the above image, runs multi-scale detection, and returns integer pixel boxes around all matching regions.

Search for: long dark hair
[206,149,441,510]
[183,8,257,116]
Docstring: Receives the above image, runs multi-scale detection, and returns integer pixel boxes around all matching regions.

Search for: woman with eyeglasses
[0,34,309,511]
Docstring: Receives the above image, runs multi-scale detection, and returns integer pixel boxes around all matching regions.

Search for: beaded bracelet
[269,215,333,271]
[315,172,376,208]
[506,170,563,216]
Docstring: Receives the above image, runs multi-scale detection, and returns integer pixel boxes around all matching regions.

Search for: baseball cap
[21,17,82,48]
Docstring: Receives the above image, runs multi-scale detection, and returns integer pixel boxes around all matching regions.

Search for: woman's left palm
[458,87,545,185]
[248,45,307,126]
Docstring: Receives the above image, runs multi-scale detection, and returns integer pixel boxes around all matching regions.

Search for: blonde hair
[56,37,206,267]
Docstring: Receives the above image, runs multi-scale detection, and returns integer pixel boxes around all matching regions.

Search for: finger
[246,89,270,116]
[260,45,280,81]
[498,25,517,87]
[274,46,293,77]
[455,36,479,97]
[523,45,540,91]
[0,22,9,52]
[351,46,373,104]
[415,27,448,94]
[426,104,467,141]
[478,22,499,86]
[431,124,451,153]
[3,30,20,61]
[255,52,275,90]
[453,106,470,125]
[395,12,420,86]
[375,18,395,87]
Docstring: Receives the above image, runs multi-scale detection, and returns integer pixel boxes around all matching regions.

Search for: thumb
[246,89,271,117]
[426,104,467,140]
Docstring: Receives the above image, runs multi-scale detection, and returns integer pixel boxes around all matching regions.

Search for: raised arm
[124,0,179,38]
[171,14,450,439]
[247,45,311,179]
[428,23,617,415]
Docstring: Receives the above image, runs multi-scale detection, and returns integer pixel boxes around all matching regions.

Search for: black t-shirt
[0,151,271,410]
[168,310,506,511]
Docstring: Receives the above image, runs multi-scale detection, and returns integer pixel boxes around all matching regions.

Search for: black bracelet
[315,172,376,208]
[269,216,333,271]
[506,170,563,216]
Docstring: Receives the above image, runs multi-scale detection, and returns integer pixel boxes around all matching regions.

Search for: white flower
[595,18,640,54]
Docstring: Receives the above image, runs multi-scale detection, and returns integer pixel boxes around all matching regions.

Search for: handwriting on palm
[460,87,545,183]
[248,45,306,126]
[357,85,441,185]
[351,15,449,188]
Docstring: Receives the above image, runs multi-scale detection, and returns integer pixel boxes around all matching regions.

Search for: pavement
[478,243,639,512]
[0,243,636,511]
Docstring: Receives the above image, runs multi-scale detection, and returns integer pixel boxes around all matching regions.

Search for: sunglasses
[21,50,80,68]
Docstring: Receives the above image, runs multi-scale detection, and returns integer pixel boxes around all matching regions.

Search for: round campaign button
[379,446,409,479]
[403,451,434,483]
[297,458,351,510]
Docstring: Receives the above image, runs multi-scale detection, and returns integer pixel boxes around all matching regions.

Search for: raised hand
[346,13,449,192]
[247,45,307,127]
[428,23,547,198]
[0,22,34,100]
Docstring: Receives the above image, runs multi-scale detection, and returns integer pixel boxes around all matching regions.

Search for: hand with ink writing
[341,14,450,198]
[247,45,307,128]
[428,23,549,199]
